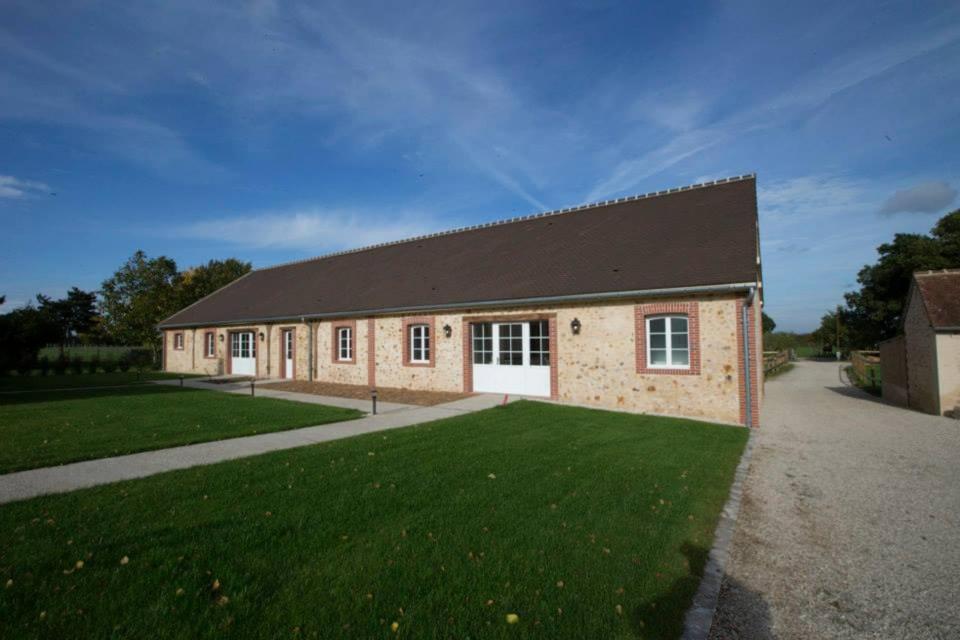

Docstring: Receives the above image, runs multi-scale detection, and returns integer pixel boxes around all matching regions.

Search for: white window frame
[409,324,430,363]
[645,314,690,369]
[205,332,216,357]
[174,332,184,350]
[337,326,353,361]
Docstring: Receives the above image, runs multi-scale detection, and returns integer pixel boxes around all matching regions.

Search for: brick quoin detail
[462,318,473,393]
[367,318,376,387]
[735,299,761,428]
[402,316,436,367]
[548,316,559,400]
[331,319,357,364]
[635,302,701,375]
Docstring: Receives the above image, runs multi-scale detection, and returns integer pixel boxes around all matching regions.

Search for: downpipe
[741,287,757,428]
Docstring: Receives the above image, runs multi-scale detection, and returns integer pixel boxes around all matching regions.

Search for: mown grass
[0,371,196,392]
[0,386,362,474]
[0,401,748,639]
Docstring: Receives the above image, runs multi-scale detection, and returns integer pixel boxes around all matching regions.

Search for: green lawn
[0,371,197,392]
[0,386,362,474]
[0,401,748,639]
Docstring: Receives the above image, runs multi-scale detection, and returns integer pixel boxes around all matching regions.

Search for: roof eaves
[156,280,757,329]
[155,270,257,329]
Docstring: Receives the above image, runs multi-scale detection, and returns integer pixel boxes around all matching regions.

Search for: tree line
[0,252,251,372]
[813,208,960,351]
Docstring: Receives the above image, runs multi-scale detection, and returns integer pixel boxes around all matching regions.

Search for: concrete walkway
[0,394,507,505]
[709,360,960,640]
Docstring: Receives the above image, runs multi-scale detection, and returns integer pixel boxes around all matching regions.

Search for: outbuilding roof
[913,269,960,329]
[159,175,761,328]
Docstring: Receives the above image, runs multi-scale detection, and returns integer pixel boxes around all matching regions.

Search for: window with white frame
[472,323,492,364]
[337,326,353,361]
[173,332,184,350]
[205,332,215,357]
[646,315,689,368]
[409,324,430,363]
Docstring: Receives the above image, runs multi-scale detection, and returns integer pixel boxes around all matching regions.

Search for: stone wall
[936,332,960,417]
[162,292,756,425]
[903,287,940,414]
[880,336,908,408]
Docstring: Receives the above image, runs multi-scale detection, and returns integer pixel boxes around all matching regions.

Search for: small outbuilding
[880,269,960,417]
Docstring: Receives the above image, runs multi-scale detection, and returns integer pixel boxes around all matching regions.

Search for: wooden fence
[763,350,790,375]
[850,350,881,387]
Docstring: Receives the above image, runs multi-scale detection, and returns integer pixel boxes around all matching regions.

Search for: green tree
[761,312,776,334]
[175,258,251,310]
[36,287,98,353]
[836,209,960,347]
[100,251,179,351]
[811,308,850,355]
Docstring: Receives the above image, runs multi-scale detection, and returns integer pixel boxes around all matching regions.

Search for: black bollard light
[179,375,184,388]
[250,380,255,397]
[371,388,378,415]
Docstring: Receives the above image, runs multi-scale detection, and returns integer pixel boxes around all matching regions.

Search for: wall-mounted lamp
[259,332,265,342]
[570,317,582,335]
[443,324,452,338]
[219,334,225,343]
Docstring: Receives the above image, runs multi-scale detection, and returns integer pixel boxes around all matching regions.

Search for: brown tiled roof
[914,269,960,329]
[159,175,761,327]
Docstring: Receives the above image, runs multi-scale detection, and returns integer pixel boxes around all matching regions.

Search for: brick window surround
[402,316,436,367]
[173,332,184,350]
[635,302,701,375]
[461,313,558,400]
[331,320,357,364]
[203,331,216,358]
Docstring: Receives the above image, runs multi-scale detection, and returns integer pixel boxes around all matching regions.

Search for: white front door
[283,329,294,379]
[472,320,551,397]
[231,331,256,376]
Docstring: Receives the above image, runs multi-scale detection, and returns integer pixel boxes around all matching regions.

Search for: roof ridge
[253,173,757,272]
[916,268,960,277]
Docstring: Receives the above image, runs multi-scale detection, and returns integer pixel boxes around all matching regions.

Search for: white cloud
[174,207,446,252]
[759,175,871,222]
[879,181,957,215]
[0,174,50,199]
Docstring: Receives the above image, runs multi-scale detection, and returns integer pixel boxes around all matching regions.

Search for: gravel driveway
[709,360,960,640]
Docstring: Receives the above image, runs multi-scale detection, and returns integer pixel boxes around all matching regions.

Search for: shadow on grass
[632,543,774,639]
[0,384,198,406]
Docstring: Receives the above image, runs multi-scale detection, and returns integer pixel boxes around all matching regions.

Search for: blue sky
[2,1,959,332]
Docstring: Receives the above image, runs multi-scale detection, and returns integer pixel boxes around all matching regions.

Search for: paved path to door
[709,360,960,640]
[0,394,507,505]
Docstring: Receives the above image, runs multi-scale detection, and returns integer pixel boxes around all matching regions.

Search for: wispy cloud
[879,181,957,215]
[0,175,50,199]
[173,207,446,252]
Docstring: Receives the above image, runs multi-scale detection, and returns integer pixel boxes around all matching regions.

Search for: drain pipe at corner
[741,286,757,429]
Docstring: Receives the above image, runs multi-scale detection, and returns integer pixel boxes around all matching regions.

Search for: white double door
[472,321,551,397]
[230,331,256,376]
